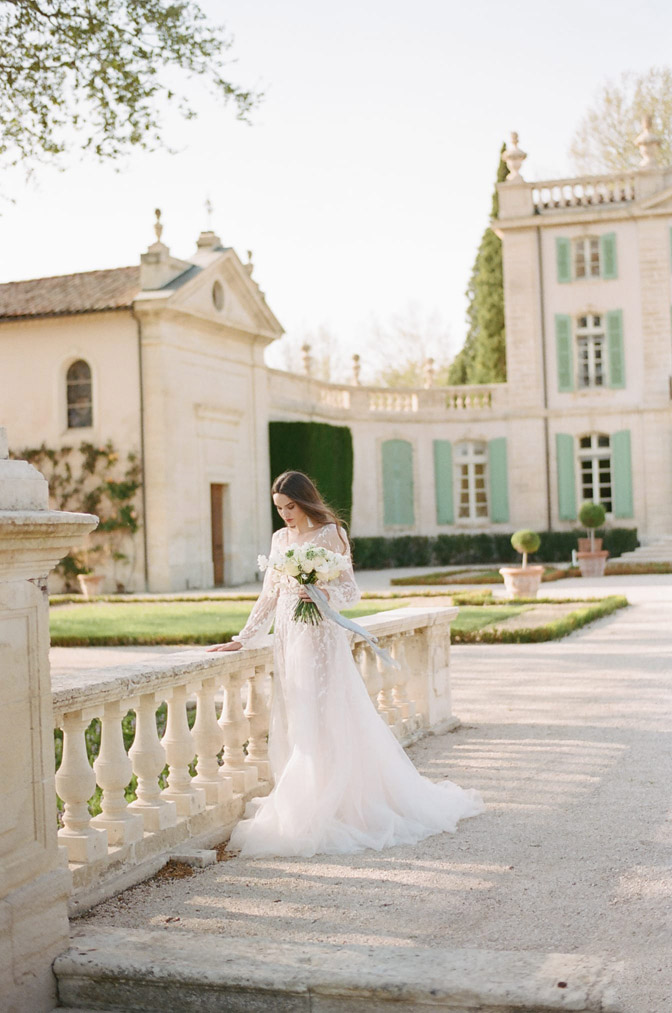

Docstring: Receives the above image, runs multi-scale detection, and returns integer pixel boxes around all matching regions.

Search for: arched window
[66,359,93,429]
[578,433,612,512]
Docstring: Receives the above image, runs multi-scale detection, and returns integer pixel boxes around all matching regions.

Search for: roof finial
[153,208,163,243]
[503,132,527,181]
[205,197,214,227]
[635,114,661,168]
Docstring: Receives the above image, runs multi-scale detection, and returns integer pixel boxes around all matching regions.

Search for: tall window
[66,359,93,428]
[574,237,600,279]
[576,314,605,388]
[455,441,488,520]
[578,433,612,512]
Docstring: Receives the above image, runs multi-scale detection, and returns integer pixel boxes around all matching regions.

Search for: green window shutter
[606,309,626,388]
[433,440,454,524]
[555,314,574,392]
[612,430,634,518]
[600,232,618,279]
[488,437,509,523]
[556,237,571,283]
[382,439,414,526]
[556,433,577,521]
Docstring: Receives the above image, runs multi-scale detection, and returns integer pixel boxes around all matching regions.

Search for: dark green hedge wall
[351,528,638,569]
[269,422,354,530]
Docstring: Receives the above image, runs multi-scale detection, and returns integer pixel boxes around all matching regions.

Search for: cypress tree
[448,144,509,385]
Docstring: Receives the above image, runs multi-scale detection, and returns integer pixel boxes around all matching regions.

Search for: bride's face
[273,492,307,530]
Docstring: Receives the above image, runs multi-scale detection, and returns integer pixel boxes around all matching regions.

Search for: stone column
[0,428,97,1011]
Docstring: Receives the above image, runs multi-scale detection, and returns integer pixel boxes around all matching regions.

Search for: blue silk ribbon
[303,583,400,670]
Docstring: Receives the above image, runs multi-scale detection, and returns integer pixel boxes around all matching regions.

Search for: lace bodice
[232,523,360,648]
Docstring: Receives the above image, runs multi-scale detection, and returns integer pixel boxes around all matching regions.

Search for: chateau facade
[2,131,670,591]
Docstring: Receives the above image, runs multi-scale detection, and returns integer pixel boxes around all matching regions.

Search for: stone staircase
[617,535,672,564]
[53,926,620,1012]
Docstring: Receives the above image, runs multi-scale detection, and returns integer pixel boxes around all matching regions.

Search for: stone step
[55,926,621,1013]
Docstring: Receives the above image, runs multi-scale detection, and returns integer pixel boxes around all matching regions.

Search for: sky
[2,0,671,380]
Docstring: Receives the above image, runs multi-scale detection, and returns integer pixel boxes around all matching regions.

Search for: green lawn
[49,599,407,646]
[48,598,531,646]
[449,605,531,632]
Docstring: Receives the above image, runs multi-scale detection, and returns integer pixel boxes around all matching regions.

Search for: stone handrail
[269,368,504,418]
[532,172,637,212]
[52,604,459,911]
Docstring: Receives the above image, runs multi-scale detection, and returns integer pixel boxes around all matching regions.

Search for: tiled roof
[0,266,142,319]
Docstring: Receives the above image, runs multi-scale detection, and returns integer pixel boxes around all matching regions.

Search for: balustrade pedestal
[0,428,97,1011]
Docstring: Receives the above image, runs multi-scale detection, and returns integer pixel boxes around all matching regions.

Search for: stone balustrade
[532,172,637,212]
[52,604,459,912]
[269,367,504,419]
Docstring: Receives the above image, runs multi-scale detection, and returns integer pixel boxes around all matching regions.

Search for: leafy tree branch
[0,0,259,168]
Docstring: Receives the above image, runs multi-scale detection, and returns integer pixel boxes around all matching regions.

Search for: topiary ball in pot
[511,529,541,569]
[578,501,606,552]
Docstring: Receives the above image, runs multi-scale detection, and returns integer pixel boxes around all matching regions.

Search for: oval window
[212,281,225,311]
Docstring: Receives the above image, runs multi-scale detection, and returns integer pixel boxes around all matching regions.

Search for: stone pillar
[0,428,97,1011]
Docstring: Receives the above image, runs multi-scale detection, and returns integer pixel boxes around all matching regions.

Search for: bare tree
[366,305,454,388]
[570,67,672,174]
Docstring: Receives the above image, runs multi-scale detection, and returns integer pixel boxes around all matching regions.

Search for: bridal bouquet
[258,542,348,624]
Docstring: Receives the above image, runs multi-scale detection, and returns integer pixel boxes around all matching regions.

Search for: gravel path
[74,576,672,1012]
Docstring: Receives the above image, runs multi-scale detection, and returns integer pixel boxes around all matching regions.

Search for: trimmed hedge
[351,528,638,569]
[269,421,354,529]
[450,595,628,644]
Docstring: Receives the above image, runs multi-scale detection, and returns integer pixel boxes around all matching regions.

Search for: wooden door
[210,484,225,586]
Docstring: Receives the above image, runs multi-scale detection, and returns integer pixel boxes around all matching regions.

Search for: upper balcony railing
[269,368,505,419]
[531,172,637,213]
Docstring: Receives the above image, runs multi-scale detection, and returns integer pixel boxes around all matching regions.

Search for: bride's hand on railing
[207,641,243,652]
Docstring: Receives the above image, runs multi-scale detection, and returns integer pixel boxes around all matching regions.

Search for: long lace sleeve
[232,535,280,648]
[316,524,361,611]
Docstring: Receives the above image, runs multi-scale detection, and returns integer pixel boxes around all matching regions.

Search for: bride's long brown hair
[271,471,349,552]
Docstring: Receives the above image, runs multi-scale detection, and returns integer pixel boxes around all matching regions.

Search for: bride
[208,471,484,858]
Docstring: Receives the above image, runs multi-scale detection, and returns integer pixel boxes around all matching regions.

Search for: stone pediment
[166,249,284,341]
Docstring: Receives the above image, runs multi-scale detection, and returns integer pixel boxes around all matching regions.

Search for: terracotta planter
[77,573,105,599]
[576,550,609,578]
[498,565,544,600]
[578,537,603,552]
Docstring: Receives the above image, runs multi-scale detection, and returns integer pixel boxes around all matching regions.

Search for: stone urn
[77,573,105,598]
[499,564,544,600]
[576,550,609,578]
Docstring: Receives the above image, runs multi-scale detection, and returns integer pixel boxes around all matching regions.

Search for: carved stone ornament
[635,115,662,168]
[503,132,527,181]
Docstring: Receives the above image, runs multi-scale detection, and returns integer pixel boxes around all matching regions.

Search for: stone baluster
[160,684,206,815]
[128,692,177,831]
[192,676,232,804]
[56,710,108,863]
[90,700,144,845]
[219,669,257,793]
[244,664,271,781]
[391,634,418,734]
[375,638,402,733]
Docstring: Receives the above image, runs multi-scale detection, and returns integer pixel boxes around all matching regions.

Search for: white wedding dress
[228,523,484,858]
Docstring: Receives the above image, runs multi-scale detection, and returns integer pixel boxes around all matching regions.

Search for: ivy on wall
[14,441,142,591]
[268,422,354,530]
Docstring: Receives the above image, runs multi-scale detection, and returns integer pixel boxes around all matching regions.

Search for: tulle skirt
[228,608,484,858]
